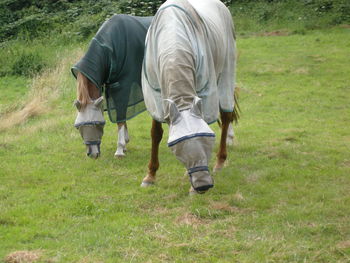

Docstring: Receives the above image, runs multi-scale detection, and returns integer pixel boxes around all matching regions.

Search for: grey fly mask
[167,97,215,192]
[74,97,106,159]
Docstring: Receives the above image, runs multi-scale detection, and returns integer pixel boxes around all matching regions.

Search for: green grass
[0,76,29,113]
[0,27,350,262]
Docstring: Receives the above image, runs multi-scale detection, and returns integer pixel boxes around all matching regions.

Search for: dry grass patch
[257,30,290,37]
[341,160,350,167]
[246,172,261,183]
[337,240,350,250]
[210,201,240,213]
[175,212,205,228]
[78,257,104,263]
[0,49,82,132]
[295,67,310,74]
[4,250,42,263]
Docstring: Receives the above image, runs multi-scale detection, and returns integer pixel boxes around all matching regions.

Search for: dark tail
[217,87,240,127]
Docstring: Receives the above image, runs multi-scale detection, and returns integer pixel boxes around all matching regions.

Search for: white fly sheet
[142,0,236,192]
[142,0,236,124]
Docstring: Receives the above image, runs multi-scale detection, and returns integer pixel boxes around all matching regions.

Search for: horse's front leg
[141,119,163,187]
[114,122,128,158]
[214,111,233,172]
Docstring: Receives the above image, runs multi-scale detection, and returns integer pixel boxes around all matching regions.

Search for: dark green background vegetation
[0,0,349,77]
[0,0,349,79]
[1,0,349,42]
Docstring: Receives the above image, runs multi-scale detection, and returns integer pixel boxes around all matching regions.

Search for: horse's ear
[94,96,104,108]
[74,100,81,111]
[166,99,181,125]
[190,96,203,118]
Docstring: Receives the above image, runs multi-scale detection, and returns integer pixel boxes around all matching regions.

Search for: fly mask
[167,97,215,192]
[74,97,106,159]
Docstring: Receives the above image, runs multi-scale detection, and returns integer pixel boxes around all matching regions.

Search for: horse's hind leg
[115,122,128,158]
[141,120,163,187]
[124,122,130,144]
[227,122,235,146]
[214,111,233,172]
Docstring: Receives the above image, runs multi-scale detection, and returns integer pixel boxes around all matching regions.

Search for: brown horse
[141,0,237,193]
[72,15,152,158]
[74,72,129,158]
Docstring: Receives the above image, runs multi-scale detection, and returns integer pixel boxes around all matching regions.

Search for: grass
[0,76,29,114]
[0,27,350,262]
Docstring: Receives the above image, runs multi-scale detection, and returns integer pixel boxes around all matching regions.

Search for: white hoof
[140,181,154,187]
[114,149,125,158]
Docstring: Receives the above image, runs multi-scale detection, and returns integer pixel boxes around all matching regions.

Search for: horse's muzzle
[86,144,101,159]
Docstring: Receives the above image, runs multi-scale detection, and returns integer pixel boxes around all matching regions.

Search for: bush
[303,0,350,24]
[11,52,46,76]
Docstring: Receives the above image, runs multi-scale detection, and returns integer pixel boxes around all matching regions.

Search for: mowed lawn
[0,27,349,262]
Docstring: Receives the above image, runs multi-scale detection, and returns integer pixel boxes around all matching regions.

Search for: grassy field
[0,27,350,262]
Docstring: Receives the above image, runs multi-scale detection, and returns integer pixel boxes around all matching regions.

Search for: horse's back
[187,0,235,76]
[142,0,236,124]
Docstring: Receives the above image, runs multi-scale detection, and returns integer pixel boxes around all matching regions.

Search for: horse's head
[74,96,105,159]
[166,97,215,193]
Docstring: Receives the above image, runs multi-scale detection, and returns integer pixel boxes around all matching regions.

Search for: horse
[141,0,237,194]
[72,14,153,159]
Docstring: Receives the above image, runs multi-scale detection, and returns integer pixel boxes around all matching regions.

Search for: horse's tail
[232,86,240,124]
[217,87,240,127]
[76,72,92,110]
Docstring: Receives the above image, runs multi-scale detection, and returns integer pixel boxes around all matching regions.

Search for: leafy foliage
[11,51,46,76]
[0,0,235,42]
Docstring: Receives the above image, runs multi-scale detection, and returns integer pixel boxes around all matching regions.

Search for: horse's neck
[77,73,100,109]
[82,74,99,98]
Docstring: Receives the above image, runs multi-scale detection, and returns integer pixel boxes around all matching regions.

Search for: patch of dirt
[339,24,350,28]
[233,192,245,201]
[257,30,290,37]
[176,213,204,227]
[78,257,104,263]
[284,136,298,142]
[0,218,15,226]
[215,226,237,238]
[341,160,350,167]
[294,67,309,74]
[210,201,239,213]
[246,172,260,184]
[4,250,42,263]
[307,55,326,63]
[337,240,350,249]
[0,143,14,150]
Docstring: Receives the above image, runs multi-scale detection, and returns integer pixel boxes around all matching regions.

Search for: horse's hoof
[213,165,222,173]
[214,160,228,173]
[189,189,197,196]
[189,187,208,195]
[141,181,155,187]
[114,153,125,158]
